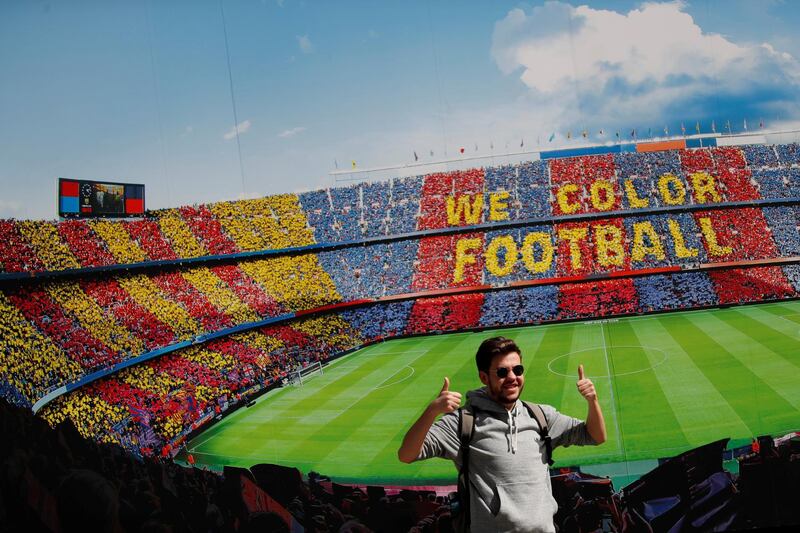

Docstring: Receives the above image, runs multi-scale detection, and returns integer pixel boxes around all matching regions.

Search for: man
[398,336,606,532]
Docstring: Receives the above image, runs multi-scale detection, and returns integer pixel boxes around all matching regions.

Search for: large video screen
[58,178,145,218]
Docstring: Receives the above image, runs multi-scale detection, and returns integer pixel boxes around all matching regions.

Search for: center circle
[546,345,668,378]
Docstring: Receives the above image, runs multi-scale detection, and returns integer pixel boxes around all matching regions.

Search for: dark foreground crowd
[2,398,799,532]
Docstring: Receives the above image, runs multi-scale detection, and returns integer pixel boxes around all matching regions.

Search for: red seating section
[125,220,178,261]
[81,278,176,350]
[150,271,233,331]
[178,205,240,256]
[57,221,116,267]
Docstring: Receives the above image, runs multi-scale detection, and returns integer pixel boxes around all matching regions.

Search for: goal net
[290,360,323,386]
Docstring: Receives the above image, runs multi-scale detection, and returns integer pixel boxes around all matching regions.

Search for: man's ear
[479,370,489,386]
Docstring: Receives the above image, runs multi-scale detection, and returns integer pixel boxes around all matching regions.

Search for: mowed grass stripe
[278,336,473,468]
[249,340,447,456]
[187,301,800,483]
[197,342,427,462]
[358,334,490,483]
[217,357,401,452]
[550,322,622,464]
[524,323,576,406]
[731,306,800,366]
[758,300,800,325]
[519,323,617,465]
[316,335,480,477]
[522,324,590,464]
[624,317,742,451]
[672,313,798,437]
[604,320,689,460]
[689,310,800,430]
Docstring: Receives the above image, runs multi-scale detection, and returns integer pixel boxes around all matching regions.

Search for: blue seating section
[484,164,517,192]
[783,264,800,292]
[300,177,423,243]
[517,161,551,219]
[361,181,392,237]
[751,168,800,198]
[340,301,414,339]
[298,189,338,243]
[382,240,418,294]
[634,272,719,312]
[389,176,424,234]
[742,144,780,168]
[329,185,362,241]
[318,241,419,300]
[479,285,560,327]
[763,207,800,256]
[776,143,800,165]
[614,151,683,179]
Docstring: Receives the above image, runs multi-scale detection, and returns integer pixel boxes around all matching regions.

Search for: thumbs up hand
[576,364,597,402]
[430,377,462,415]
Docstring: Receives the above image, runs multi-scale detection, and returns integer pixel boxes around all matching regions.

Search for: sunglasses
[494,365,524,378]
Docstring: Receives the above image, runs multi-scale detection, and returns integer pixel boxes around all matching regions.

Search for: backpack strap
[456,406,476,531]
[459,405,475,449]
[523,401,554,466]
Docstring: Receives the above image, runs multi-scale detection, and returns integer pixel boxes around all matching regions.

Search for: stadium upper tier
[1,144,799,276]
[1,143,800,453]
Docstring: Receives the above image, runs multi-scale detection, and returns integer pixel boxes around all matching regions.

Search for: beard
[488,378,523,406]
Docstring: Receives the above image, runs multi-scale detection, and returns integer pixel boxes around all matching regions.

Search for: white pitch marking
[373,366,415,390]
[600,322,624,457]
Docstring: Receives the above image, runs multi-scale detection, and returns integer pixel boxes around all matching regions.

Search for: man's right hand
[429,377,462,415]
[398,377,462,463]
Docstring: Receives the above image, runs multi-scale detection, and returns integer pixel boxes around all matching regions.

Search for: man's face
[479,351,524,408]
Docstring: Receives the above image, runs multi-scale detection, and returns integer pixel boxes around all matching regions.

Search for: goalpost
[290,360,323,386]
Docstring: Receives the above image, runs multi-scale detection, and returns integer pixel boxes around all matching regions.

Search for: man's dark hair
[475,336,521,372]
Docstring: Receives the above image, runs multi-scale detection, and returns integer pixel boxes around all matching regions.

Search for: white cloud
[223,120,252,140]
[491,1,800,128]
[296,34,313,54]
[278,126,306,138]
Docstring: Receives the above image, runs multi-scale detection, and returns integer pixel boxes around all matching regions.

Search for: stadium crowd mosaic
[0,143,799,457]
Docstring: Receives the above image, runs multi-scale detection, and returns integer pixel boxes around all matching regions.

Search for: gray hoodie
[417,387,597,533]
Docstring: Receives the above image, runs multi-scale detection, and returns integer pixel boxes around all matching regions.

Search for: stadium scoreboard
[58,178,145,218]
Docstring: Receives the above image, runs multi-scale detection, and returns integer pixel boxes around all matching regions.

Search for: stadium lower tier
[30,266,800,457]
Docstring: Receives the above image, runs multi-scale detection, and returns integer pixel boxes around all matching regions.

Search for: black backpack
[452,402,552,533]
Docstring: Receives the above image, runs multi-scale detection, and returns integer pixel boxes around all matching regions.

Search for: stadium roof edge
[328,128,800,177]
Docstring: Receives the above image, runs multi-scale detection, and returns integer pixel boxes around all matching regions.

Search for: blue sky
[2,0,800,219]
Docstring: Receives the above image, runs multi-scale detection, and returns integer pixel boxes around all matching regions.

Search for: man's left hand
[576,364,597,402]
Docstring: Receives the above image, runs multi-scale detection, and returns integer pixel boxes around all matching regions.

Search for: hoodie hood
[466,386,520,414]
[460,387,557,530]
[467,387,521,454]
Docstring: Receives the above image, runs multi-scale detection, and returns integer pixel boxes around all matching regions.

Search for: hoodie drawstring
[507,405,518,454]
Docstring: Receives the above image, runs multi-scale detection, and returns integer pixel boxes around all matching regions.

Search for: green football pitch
[185,300,800,486]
